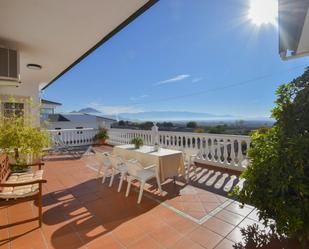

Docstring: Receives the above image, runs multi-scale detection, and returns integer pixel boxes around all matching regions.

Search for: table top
[115,144,182,157]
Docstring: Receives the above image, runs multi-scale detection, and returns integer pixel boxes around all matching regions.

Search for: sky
[42,0,309,119]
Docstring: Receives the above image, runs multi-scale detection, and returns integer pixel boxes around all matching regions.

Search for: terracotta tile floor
[0,146,304,249]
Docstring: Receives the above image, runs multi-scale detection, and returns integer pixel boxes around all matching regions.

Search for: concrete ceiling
[297,10,309,56]
[0,0,156,89]
[279,0,309,60]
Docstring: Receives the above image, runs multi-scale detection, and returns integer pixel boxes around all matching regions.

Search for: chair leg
[102,167,108,184]
[118,172,126,192]
[125,176,132,197]
[38,185,42,227]
[109,169,115,187]
[185,163,190,183]
[102,174,106,184]
[155,174,162,195]
[137,181,145,204]
[189,157,193,180]
[97,165,102,178]
[193,164,198,178]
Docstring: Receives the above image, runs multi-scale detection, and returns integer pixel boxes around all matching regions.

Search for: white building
[45,113,116,130]
[40,99,62,121]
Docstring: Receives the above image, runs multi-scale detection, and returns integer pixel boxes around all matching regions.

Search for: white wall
[46,118,115,130]
[97,119,114,129]
[47,121,98,130]
[0,82,40,126]
[41,102,59,111]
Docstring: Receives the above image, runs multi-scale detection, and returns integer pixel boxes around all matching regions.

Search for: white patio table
[113,144,184,182]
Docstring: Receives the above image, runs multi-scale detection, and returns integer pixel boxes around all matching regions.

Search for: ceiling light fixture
[27,63,42,70]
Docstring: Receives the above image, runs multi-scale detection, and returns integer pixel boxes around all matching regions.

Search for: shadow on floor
[233,224,305,249]
[43,176,185,249]
[188,163,242,198]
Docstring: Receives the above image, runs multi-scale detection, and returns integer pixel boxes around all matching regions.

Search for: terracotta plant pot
[96,139,106,145]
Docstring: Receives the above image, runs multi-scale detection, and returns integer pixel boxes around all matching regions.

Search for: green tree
[208,124,227,134]
[233,67,309,245]
[0,98,49,167]
[118,120,125,126]
[186,121,197,128]
[138,121,153,130]
[194,128,205,133]
[159,122,174,128]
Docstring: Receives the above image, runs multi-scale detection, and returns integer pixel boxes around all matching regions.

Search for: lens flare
[248,0,278,26]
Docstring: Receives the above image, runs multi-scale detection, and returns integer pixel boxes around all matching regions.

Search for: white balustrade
[108,128,153,146]
[48,128,98,147]
[108,128,251,172]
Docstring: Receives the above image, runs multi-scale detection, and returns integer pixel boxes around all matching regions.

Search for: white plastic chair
[82,147,108,177]
[93,151,112,182]
[125,160,162,204]
[182,149,198,181]
[108,154,128,192]
[88,147,110,178]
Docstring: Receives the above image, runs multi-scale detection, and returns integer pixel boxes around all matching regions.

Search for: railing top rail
[109,128,250,140]
[157,130,250,139]
[109,128,152,134]
[48,128,97,132]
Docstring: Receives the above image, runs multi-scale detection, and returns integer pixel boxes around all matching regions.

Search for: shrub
[130,137,144,149]
[194,128,205,133]
[186,121,197,128]
[208,124,227,134]
[233,67,309,245]
[95,127,109,141]
[0,101,49,166]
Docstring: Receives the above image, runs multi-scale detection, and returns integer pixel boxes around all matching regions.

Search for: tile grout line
[5,207,12,249]
[89,160,203,223]
[30,201,50,249]
[87,163,236,225]
[219,206,257,246]
[144,215,188,249]
[197,199,234,224]
[141,189,235,225]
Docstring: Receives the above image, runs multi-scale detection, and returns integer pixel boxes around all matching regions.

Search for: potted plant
[0,105,49,172]
[130,137,144,149]
[154,142,160,152]
[95,127,109,145]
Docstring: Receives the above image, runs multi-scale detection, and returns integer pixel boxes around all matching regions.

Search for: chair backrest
[0,154,10,189]
[52,135,68,149]
[95,151,111,166]
[126,160,144,176]
[109,154,125,168]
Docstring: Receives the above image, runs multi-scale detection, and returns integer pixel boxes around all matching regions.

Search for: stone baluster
[230,139,236,166]
[237,139,243,166]
[222,139,227,165]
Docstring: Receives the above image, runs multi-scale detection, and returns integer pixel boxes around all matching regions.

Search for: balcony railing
[108,128,251,172]
[48,128,98,147]
[47,127,251,171]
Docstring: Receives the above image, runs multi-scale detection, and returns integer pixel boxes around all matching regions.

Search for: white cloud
[89,102,142,115]
[154,74,191,86]
[129,94,149,101]
[192,77,203,83]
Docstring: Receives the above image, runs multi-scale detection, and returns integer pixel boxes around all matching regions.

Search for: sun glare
[248,0,278,26]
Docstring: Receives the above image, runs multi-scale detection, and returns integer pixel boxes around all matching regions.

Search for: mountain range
[75,107,235,121]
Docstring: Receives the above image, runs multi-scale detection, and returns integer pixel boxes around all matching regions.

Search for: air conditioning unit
[0,47,20,86]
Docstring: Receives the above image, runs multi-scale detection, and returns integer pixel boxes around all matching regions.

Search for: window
[3,102,24,118]
[41,108,54,114]
[40,108,54,120]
